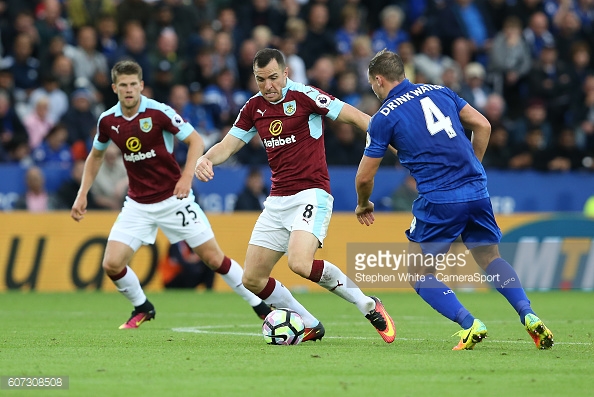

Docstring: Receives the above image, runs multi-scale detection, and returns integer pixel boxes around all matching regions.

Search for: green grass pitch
[1,290,592,397]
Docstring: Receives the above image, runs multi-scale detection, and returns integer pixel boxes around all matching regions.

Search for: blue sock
[414,275,474,329]
[486,258,534,325]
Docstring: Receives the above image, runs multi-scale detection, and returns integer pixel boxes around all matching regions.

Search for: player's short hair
[253,48,286,70]
[111,60,143,84]
[368,49,405,82]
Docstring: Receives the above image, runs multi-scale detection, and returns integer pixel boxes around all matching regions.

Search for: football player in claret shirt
[195,48,396,343]
[355,50,553,350]
[71,60,270,329]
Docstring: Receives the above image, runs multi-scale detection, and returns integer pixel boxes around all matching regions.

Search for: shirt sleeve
[160,105,194,141]
[93,118,111,150]
[363,114,391,158]
[229,99,257,143]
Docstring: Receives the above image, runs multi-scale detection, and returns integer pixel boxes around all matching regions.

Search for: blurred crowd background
[1,0,594,212]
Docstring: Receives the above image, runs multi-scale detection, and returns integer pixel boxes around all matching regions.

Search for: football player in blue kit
[355,50,553,350]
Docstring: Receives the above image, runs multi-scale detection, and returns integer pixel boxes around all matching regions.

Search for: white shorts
[108,193,214,252]
[249,188,333,253]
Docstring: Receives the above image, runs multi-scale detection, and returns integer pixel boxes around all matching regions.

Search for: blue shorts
[405,197,502,255]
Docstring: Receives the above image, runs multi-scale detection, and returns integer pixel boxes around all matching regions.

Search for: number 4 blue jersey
[365,79,489,204]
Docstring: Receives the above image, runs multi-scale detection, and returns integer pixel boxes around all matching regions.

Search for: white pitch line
[172,325,592,345]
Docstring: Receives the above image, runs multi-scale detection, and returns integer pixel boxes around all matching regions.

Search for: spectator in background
[279,37,307,85]
[553,9,586,65]
[508,128,547,170]
[1,11,39,58]
[509,0,547,27]
[211,31,239,79]
[451,37,474,76]
[110,21,152,85]
[414,36,457,85]
[215,7,245,58]
[53,159,99,210]
[488,15,532,118]
[397,41,416,84]
[34,0,73,57]
[149,28,183,103]
[160,241,215,290]
[28,74,68,125]
[528,43,573,131]
[568,42,594,97]
[574,75,594,151]
[3,136,33,166]
[31,123,72,168]
[61,88,97,146]
[183,47,216,90]
[39,35,66,75]
[335,69,361,107]
[0,89,27,149]
[350,35,374,92]
[251,25,274,54]
[234,167,268,211]
[65,25,110,96]
[299,2,336,69]
[4,33,40,100]
[66,0,115,31]
[14,165,50,212]
[511,98,554,147]
[335,4,362,56]
[183,82,220,151]
[90,143,128,211]
[307,55,337,96]
[115,0,153,32]
[23,95,53,149]
[371,5,409,54]
[523,11,555,60]
[236,40,259,90]
[541,128,587,172]
[51,54,76,96]
[95,14,119,59]
[238,0,285,44]
[459,62,491,113]
[203,68,250,127]
[325,121,365,166]
[391,174,417,212]
[482,124,512,169]
[483,93,515,134]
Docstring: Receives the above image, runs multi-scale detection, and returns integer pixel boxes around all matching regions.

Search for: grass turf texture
[0,291,592,397]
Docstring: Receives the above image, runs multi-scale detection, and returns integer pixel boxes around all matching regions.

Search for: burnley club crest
[139,117,153,133]
[283,100,296,116]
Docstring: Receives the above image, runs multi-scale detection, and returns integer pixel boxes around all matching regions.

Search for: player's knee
[287,258,310,278]
[242,273,264,293]
[102,258,125,275]
[194,246,224,270]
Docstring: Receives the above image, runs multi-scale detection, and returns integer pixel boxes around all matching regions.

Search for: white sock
[318,261,375,315]
[112,266,147,307]
[265,279,319,328]
[219,259,262,307]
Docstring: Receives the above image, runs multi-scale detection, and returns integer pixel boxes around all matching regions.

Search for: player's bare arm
[459,104,491,162]
[355,155,383,226]
[195,134,246,182]
[71,147,105,222]
[175,131,204,199]
[335,103,371,132]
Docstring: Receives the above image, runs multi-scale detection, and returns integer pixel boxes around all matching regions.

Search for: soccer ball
[262,308,305,345]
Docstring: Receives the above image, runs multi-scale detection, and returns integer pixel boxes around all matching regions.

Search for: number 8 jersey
[365,79,488,204]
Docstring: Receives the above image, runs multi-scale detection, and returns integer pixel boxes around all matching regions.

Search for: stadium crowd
[0,0,593,179]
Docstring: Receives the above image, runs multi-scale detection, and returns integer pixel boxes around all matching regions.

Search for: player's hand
[355,201,375,226]
[173,176,192,200]
[195,156,214,182]
[71,196,87,222]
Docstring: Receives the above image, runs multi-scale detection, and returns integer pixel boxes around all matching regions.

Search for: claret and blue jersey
[229,78,345,197]
[364,79,489,204]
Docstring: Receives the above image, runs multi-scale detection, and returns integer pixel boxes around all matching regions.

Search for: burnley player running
[355,50,553,350]
[71,60,270,329]
[195,48,395,343]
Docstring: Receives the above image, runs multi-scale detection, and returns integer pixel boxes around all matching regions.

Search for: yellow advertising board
[1,212,593,291]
